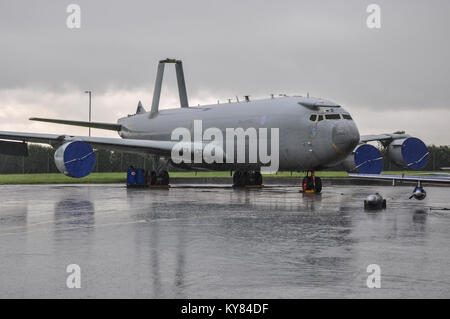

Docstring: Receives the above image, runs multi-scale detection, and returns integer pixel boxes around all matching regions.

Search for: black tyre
[314,177,322,193]
[255,172,263,185]
[149,171,157,185]
[159,171,169,185]
[302,177,309,191]
[233,171,242,187]
[242,171,250,186]
[302,176,314,191]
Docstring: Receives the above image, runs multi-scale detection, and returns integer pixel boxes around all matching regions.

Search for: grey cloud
[0,0,449,113]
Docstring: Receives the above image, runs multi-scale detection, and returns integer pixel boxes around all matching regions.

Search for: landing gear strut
[301,169,322,194]
[233,171,263,187]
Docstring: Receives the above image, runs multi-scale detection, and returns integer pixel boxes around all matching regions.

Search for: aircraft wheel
[382,199,387,209]
[254,172,263,185]
[242,171,250,186]
[233,171,243,187]
[159,170,170,185]
[302,176,314,191]
[302,177,308,191]
[149,171,157,185]
[314,177,322,193]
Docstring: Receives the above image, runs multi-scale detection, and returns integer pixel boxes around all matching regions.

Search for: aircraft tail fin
[29,117,122,131]
[136,101,146,114]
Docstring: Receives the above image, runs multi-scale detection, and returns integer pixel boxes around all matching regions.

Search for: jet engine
[387,137,429,169]
[54,141,96,178]
[342,144,383,174]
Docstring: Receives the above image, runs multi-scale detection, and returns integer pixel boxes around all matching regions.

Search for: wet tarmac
[0,183,449,298]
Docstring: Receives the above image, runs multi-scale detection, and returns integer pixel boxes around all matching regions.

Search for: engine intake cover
[54,141,96,178]
[343,144,383,174]
[388,137,429,169]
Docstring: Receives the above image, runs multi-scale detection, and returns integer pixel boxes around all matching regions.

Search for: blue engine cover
[401,137,429,169]
[354,144,383,174]
[388,137,429,169]
[54,141,96,178]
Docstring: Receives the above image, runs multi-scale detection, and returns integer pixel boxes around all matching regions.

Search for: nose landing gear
[301,169,322,194]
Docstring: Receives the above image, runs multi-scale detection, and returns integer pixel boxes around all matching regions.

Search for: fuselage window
[325,114,341,120]
[342,114,352,120]
[309,114,317,122]
[318,115,324,122]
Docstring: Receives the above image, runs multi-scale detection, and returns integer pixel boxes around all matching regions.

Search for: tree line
[0,144,449,174]
[0,145,153,174]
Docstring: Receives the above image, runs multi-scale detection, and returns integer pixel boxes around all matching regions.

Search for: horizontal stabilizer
[29,117,122,131]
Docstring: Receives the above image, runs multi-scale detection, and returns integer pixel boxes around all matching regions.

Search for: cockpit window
[342,114,352,120]
[309,114,317,122]
[325,114,341,120]
[317,115,324,121]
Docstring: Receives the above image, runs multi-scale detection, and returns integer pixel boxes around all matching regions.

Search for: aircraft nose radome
[332,121,360,154]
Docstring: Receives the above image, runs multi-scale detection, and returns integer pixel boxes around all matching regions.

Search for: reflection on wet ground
[0,184,449,298]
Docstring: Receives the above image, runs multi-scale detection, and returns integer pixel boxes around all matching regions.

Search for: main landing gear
[301,170,322,194]
[148,155,170,187]
[233,171,263,187]
[148,170,170,186]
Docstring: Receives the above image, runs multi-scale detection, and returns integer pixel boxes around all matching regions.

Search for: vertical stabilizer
[136,101,146,114]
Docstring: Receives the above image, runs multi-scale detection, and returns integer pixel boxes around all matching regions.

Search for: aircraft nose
[331,121,360,154]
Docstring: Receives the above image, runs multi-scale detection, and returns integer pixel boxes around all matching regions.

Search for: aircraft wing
[349,173,450,185]
[359,133,410,143]
[0,131,178,156]
[417,172,450,177]
[0,131,67,145]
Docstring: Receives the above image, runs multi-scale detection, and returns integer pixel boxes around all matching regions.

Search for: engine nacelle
[54,141,96,178]
[342,144,383,174]
[387,137,429,169]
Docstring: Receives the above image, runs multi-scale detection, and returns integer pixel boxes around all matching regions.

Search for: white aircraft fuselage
[117,96,360,171]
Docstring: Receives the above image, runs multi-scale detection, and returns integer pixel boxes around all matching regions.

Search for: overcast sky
[1,0,449,144]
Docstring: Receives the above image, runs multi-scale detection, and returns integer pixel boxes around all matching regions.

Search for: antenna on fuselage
[150,58,189,116]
